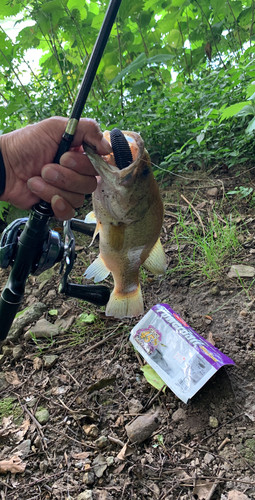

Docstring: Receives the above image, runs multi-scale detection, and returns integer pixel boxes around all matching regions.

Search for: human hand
[0,117,111,220]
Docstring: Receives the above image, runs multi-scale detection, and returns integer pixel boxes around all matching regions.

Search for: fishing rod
[0,0,123,341]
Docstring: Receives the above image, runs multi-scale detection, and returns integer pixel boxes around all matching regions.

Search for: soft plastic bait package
[130,303,235,403]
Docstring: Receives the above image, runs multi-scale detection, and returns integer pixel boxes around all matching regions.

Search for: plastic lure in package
[130,303,235,403]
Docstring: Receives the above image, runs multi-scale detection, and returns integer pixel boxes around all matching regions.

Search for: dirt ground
[0,164,255,500]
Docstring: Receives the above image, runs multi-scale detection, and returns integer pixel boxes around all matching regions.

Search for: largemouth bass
[83,130,166,319]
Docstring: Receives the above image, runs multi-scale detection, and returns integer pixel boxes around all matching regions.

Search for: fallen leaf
[193,479,214,499]
[87,377,115,393]
[140,365,166,391]
[117,442,134,460]
[228,490,250,500]
[207,331,215,346]
[113,462,126,474]
[33,357,42,371]
[0,455,26,474]
[5,371,21,385]
[0,416,13,436]
[12,419,30,444]
[72,452,89,460]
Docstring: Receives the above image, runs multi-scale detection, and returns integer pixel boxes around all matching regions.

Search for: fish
[83,130,166,319]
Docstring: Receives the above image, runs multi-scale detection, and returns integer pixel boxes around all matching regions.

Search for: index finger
[71,118,112,155]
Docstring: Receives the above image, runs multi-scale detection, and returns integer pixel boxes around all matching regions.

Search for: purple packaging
[130,304,235,403]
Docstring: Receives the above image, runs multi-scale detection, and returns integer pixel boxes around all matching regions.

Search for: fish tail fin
[106,285,144,319]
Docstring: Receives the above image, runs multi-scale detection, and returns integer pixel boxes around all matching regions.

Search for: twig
[206,470,225,500]
[16,398,47,451]
[17,471,64,491]
[143,385,166,410]
[108,435,125,447]
[60,363,80,387]
[181,194,206,237]
[75,326,124,363]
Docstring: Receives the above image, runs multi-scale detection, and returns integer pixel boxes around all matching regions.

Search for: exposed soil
[0,164,255,500]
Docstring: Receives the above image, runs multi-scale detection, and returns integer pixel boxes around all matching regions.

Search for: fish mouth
[103,129,139,170]
[83,130,143,183]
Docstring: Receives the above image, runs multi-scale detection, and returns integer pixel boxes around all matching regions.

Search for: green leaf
[48,309,58,316]
[220,102,251,121]
[79,313,96,323]
[0,201,9,221]
[147,54,174,64]
[246,117,255,135]
[236,105,254,117]
[141,364,166,391]
[196,131,205,145]
[111,53,147,84]
[166,29,182,49]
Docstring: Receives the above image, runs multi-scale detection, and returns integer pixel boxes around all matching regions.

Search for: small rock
[39,460,48,473]
[209,416,218,428]
[125,408,160,444]
[210,286,220,296]
[0,372,8,390]
[12,439,31,458]
[43,354,58,369]
[92,454,107,478]
[228,264,255,278]
[83,471,95,485]
[207,187,218,197]
[12,345,23,360]
[83,424,99,439]
[239,310,248,317]
[35,407,50,424]
[172,408,186,423]
[36,268,56,283]
[95,436,108,448]
[3,302,46,344]
[46,290,56,299]
[128,398,143,414]
[24,318,59,340]
[204,452,214,464]
[2,346,13,356]
[34,435,42,449]
[106,456,114,466]
[77,492,93,500]
[27,396,38,408]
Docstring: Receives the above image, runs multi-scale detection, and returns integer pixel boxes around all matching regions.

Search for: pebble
[76,492,93,500]
[12,439,31,458]
[128,398,143,414]
[125,408,161,443]
[106,456,114,466]
[83,424,99,439]
[43,354,58,369]
[25,318,59,340]
[204,452,214,464]
[12,345,23,360]
[227,264,255,278]
[2,346,13,356]
[209,416,218,428]
[172,408,186,423]
[83,471,95,485]
[210,286,220,296]
[0,372,8,390]
[207,187,218,197]
[95,436,108,448]
[35,407,50,424]
[239,310,248,317]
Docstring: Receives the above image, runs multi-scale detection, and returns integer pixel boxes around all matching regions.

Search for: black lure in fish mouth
[110,128,133,170]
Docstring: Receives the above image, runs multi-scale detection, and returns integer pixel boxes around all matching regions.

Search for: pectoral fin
[84,255,110,283]
[143,238,166,275]
[84,211,97,224]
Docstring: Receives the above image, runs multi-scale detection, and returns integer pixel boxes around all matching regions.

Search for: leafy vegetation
[0,0,255,220]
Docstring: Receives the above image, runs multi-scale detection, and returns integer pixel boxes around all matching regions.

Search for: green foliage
[0,0,255,229]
